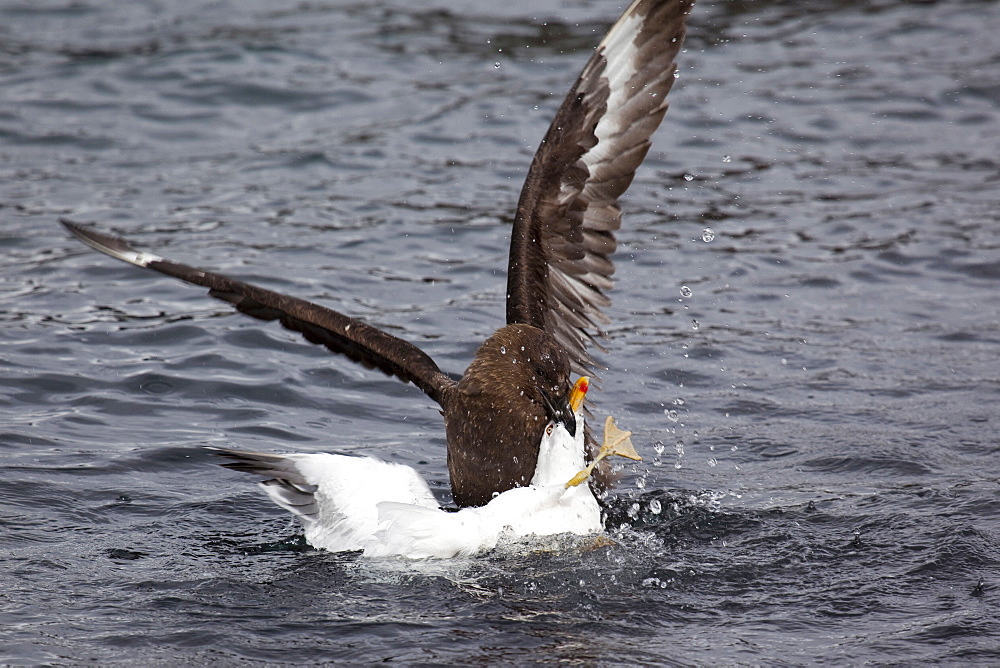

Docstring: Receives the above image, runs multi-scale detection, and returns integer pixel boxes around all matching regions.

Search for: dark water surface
[3,0,999,664]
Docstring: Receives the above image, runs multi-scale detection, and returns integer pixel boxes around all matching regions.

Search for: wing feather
[62,219,455,405]
[506,0,693,374]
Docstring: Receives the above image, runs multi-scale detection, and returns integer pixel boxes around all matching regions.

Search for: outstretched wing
[506,0,693,374]
[62,220,455,406]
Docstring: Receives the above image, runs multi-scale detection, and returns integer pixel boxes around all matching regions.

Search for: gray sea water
[3,0,999,664]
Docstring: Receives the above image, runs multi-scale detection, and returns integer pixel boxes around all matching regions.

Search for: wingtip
[203,446,245,467]
[61,219,163,268]
[60,217,91,242]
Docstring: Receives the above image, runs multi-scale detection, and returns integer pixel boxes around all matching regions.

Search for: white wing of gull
[208,448,440,552]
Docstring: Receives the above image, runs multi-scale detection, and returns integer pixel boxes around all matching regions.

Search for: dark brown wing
[506,0,693,374]
[61,219,455,406]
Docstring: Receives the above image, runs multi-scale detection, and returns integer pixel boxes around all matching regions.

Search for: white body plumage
[216,411,601,560]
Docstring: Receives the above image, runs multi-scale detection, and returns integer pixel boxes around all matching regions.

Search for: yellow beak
[569,376,589,413]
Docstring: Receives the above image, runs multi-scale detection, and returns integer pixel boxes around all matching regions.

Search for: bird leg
[565,416,641,488]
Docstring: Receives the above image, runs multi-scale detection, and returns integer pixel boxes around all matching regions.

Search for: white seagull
[210,377,641,559]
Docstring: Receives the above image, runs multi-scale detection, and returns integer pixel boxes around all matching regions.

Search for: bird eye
[545,424,554,436]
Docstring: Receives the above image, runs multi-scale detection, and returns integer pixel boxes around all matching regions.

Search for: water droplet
[494,62,501,69]
[722,154,732,163]
[664,409,679,422]
[679,285,692,298]
[683,173,694,182]
[691,319,700,331]
[500,345,506,354]
[627,503,640,520]
[140,380,172,395]
[653,442,665,456]
[649,499,662,515]
[636,476,646,490]
[707,457,718,467]
[702,227,715,243]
